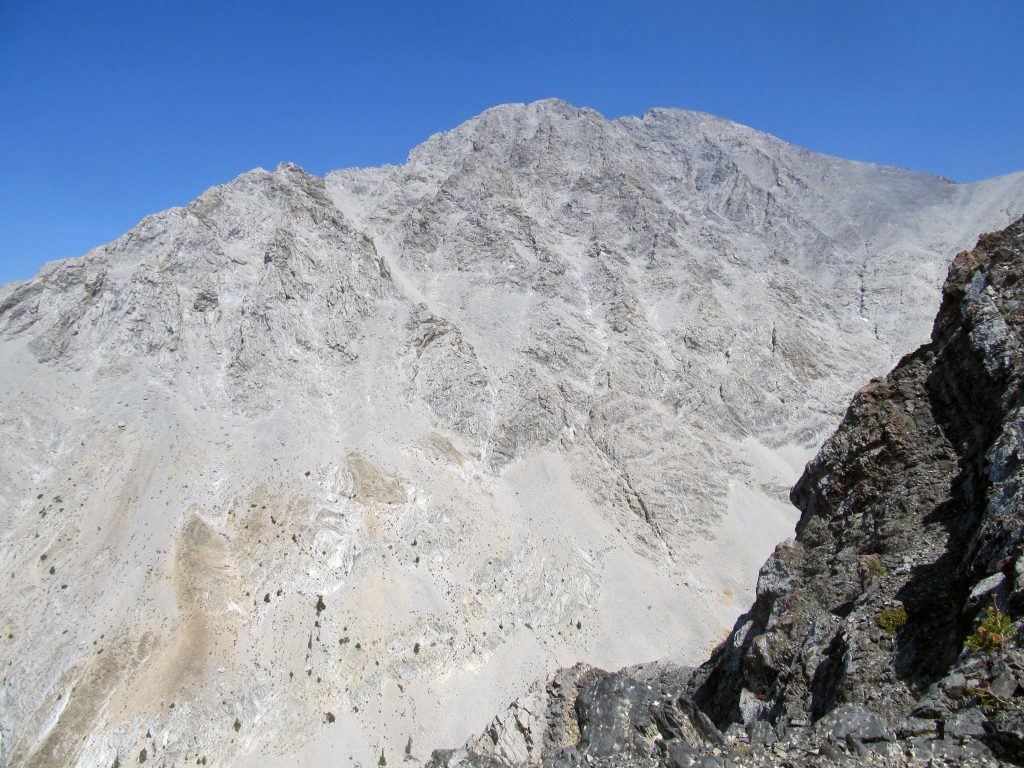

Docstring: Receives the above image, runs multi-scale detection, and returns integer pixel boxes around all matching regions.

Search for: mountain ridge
[8,98,1024,296]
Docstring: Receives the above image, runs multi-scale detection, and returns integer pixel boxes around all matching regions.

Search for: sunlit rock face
[0,98,1021,767]
[430,218,1024,768]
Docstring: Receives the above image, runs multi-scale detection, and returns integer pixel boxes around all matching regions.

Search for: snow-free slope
[1,99,1022,767]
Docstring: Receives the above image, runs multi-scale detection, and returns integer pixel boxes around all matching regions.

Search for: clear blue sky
[2,1,1022,284]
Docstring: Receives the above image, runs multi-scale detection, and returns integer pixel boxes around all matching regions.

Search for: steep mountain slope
[0,99,1022,767]
[426,219,1024,767]
[690,217,1024,764]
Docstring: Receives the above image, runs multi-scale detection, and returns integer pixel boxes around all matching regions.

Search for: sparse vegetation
[876,605,908,634]
[965,605,1015,653]
[967,684,1008,713]
[860,554,886,577]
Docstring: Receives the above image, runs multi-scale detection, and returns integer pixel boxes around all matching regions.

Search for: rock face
[0,99,1023,767]
[433,219,1024,766]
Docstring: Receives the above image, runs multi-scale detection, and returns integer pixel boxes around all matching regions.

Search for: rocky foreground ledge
[428,218,1024,767]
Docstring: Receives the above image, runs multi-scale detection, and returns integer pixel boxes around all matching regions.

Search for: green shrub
[876,606,908,634]
[965,605,1015,653]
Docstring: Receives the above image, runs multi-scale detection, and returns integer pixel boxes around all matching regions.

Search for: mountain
[0,99,1022,767]
[432,216,1024,767]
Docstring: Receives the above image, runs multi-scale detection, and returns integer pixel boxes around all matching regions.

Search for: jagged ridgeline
[433,219,1024,767]
[0,100,1022,767]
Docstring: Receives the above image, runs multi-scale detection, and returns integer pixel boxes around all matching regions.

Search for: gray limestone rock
[1,100,1023,768]
[815,704,894,743]
[430,219,1024,767]
[946,709,989,741]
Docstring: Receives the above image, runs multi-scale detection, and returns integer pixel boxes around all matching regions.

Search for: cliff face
[690,218,1024,760]
[430,219,1024,766]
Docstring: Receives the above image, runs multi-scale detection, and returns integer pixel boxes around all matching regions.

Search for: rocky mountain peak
[1,103,1022,767]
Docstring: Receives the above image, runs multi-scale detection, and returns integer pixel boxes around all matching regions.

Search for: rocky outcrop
[428,218,1024,766]
[689,216,1024,763]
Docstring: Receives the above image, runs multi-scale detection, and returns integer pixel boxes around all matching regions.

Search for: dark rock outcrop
[688,215,1024,763]
[428,219,1024,766]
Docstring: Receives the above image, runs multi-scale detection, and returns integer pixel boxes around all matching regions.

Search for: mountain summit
[1,101,1022,767]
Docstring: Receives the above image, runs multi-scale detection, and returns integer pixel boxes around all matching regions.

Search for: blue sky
[1,0,1022,284]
